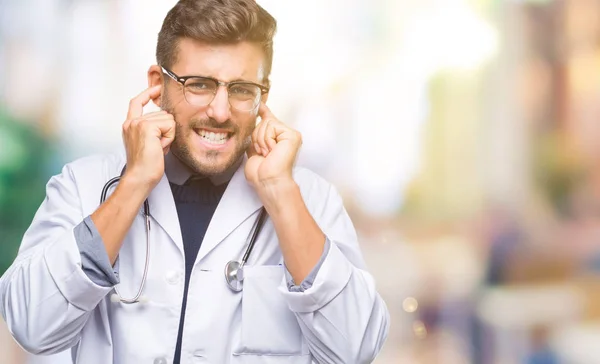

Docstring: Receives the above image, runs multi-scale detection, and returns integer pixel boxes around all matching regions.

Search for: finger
[127,85,162,120]
[246,138,260,159]
[128,113,173,131]
[265,122,277,151]
[269,120,301,147]
[256,120,270,156]
[154,119,176,149]
[122,119,132,134]
[134,115,174,126]
[139,110,167,120]
[254,142,261,155]
[258,102,275,122]
[257,103,281,151]
[128,112,169,127]
[138,118,175,148]
[251,123,261,155]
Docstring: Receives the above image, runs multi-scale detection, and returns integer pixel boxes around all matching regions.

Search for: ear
[147,65,163,107]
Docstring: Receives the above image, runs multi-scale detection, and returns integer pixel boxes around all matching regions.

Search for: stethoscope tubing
[101,166,268,301]
[100,169,151,304]
[241,207,268,267]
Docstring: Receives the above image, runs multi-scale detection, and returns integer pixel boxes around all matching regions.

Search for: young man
[0,1,389,363]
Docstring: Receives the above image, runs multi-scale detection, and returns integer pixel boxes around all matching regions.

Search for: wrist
[117,174,154,203]
[257,178,300,213]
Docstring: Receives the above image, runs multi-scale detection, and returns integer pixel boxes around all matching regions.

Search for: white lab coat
[0,153,389,364]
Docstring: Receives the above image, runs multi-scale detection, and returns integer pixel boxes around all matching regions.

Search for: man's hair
[157,0,277,85]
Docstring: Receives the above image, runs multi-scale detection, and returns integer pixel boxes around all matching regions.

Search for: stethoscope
[100,166,267,304]
[224,207,268,292]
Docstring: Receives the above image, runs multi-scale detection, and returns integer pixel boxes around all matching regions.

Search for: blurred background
[2,0,600,363]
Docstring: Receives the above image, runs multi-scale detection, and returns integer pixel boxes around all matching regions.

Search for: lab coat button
[153,357,167,364]
[193,351,207,362]
[165,270,179,284]
[193,357,206,362]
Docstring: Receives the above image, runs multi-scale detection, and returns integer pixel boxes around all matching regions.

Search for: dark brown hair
[156,0,277,85]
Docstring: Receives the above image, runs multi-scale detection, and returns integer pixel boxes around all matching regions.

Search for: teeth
[199,129,228,144]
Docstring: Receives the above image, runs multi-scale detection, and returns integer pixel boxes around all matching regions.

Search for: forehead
[172,38,265,83]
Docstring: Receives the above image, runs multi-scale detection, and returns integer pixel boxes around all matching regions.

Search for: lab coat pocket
[238,265,308,356]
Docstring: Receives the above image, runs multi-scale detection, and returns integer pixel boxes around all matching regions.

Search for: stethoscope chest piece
[224,207,268,293]
[225,260,244,292]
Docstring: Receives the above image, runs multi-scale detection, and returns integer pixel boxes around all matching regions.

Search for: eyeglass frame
[161,66,270,110]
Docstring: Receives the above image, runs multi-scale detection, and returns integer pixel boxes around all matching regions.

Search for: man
[0,1,390,363]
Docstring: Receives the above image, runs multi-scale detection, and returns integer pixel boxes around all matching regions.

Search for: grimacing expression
[158,39,267,176]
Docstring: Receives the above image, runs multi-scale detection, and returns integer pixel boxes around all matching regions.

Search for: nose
[206,86,231,123]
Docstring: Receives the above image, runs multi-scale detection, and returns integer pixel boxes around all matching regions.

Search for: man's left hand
[245,103,302,192]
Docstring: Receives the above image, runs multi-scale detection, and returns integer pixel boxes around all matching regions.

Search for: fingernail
[254,143,260,154]
[262,148,268,156]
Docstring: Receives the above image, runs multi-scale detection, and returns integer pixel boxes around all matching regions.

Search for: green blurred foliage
[0,107,57,275]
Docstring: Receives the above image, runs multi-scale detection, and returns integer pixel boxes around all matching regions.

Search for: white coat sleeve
[278,179,390,364]
[0,163,113,355]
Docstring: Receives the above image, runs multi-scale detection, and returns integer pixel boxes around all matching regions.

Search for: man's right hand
[121,85,176,193]
[91,85,175,265]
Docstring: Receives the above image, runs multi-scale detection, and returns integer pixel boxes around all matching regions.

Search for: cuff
[44,229,114,311]
[74,216,120,287]
[279,241,353,313]
[285,238,331,292]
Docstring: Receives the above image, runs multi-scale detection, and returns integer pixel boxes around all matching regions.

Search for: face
[150,39,267,176]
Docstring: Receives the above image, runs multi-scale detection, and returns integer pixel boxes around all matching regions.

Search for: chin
[193,151,240,176]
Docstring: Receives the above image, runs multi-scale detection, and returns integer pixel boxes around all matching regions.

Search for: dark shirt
[170,176,226,364]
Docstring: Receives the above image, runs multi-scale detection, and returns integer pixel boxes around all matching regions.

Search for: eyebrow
[227,77,259,84]
[185,72,262,85]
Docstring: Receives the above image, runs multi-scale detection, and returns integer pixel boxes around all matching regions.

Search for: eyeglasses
[161,66,269,112]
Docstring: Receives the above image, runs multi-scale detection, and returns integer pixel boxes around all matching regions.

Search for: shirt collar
[164,151,241,186]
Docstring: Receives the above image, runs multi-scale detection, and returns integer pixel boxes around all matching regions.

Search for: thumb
[155,119,176,149]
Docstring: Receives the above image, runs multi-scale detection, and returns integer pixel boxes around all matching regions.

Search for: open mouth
[197,129,231,145]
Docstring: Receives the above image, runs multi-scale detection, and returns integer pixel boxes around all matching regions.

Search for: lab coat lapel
[196,157,262,263]
[147,173,184,254]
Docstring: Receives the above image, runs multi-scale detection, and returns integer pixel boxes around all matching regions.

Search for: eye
[230,84,259,98]
[184,77,218,94]
[187,81,214,90]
